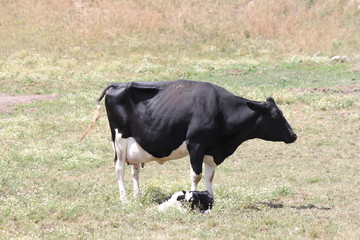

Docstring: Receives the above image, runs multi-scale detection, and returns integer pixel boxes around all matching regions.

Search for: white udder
[126,137,189,165]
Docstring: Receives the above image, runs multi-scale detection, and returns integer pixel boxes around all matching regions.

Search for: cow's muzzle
[285,133,297,144]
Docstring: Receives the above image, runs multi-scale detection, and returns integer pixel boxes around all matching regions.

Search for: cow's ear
[247,101,269,112]
[266,97,276,104]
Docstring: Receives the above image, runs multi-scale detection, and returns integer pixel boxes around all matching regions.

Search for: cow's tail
[80,84,117,141]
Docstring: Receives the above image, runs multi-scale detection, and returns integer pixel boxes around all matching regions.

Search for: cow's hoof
[133,192,141,198]
[120,195,128,203]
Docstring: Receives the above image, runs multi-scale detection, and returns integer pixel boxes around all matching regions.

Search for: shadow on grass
[246,201,332,211]
[140,187,170,205]
[290,204,331,210]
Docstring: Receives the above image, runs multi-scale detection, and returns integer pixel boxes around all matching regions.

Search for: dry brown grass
[1,0,359,57]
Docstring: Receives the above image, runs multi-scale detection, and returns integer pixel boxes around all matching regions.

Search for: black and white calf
[82,80,297,201]
[159,190,214,213]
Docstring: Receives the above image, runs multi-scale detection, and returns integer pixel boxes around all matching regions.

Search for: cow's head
[247,97,297,144]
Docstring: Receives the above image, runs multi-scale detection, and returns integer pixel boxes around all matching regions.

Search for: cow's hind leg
[114,130,128,202]
[131,165,141,197]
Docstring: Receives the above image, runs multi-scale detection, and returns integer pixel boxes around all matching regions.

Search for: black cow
[81,80,297,201]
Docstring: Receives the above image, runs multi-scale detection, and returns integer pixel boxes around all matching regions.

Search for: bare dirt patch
[0,94,57,112]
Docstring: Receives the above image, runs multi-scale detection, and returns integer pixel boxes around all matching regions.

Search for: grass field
[1,0,360,239]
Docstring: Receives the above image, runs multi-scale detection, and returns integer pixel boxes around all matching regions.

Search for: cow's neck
[234,108,260,143]
[227,97,260,135]
[212,103,260,164]
[220,98,261,147]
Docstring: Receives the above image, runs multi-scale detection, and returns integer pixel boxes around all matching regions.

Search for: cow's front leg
[204,156,216,198]
[131,165,141,197]
[190,165,202,191]
[187,141,204,191]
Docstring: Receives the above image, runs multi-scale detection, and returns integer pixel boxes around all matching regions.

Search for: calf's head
[247,97,297,144]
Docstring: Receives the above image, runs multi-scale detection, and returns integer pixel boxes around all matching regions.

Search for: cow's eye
[272,114,281,119]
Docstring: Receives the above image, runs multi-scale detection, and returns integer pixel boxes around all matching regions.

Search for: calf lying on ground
[159,190,214,213]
